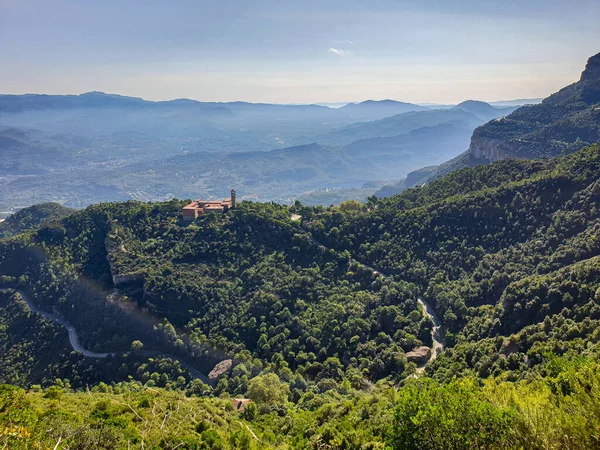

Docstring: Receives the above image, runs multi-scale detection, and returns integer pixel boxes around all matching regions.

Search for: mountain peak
[360,99,398,105]
[80,91,108,96]
[580,52,600,82]
[579,52,600,104]
[455,100,492,108]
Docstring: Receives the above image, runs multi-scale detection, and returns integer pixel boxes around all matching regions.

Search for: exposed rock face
[208,359,232,384]
[105,249,144,287]
[580,52,600,104]
[406,346,431,365]
[111,272,145,286]
[582,53,600,80]
[464,52,600,164]
[105,233,145,287]
[468,134,512,162]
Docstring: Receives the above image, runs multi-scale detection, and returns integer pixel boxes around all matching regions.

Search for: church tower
[231,189,236,209]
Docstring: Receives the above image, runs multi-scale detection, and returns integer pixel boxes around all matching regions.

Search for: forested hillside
[0,202,74,238]
[0,199,431,389]
[2,145,600,385]
[305,143,600,381]
[2,145,600,448]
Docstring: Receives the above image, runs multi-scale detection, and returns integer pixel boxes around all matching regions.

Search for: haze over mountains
[3,54,598,213]
[0,92,523,213]
[377,52,600,197]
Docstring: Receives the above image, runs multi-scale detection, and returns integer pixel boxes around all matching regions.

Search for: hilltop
[0,202,75,238]
[452,100,517,122]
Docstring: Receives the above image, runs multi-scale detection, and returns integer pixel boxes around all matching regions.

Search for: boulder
[406,346,431,365]
[232,398,251,412]
[208,359,232,384]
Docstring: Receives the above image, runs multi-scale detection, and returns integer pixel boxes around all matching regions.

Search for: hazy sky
[1,0,600,103]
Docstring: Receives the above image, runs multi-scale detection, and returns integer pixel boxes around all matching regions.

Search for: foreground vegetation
[1,356,599,449]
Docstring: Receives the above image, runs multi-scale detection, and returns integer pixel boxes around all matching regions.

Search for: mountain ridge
[376,52,600,198]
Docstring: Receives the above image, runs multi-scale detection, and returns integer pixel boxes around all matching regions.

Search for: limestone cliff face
[580,52,600,103]
[104,233,145,287]
[373,53,600,199]
[465,52,600,163]
[467,132,515,162]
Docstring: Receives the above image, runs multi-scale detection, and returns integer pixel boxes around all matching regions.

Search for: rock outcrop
[468,134,517,162]
[105,232,145,287]
[580,52,600,104]
[232,398,251,412]
[405,346,431,365]
[464,52,600,164]
[208,359,232,384]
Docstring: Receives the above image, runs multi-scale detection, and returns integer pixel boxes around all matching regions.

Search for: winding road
[306,234,444,370]
[2,227,444,379]
[0,288,210,384]
[416,298,444,371]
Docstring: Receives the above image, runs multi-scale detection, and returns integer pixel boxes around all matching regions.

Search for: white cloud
[329,48,352,57]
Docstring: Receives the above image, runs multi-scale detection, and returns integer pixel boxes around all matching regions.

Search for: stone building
[182,189,237,221]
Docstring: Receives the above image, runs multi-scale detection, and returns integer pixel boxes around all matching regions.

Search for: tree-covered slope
[3,145,600,386]
[2,355,600,449]
[0,200,431,386]
[2,148,600,448]
[0,202,74,238]
[305,143,600,380]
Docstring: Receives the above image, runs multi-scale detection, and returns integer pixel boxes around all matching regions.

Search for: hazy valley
[0,93,525,213]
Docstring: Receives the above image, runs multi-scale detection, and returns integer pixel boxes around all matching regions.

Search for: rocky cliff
[468,134,517,162]
[465,52,600,163]
[375,52,600,199]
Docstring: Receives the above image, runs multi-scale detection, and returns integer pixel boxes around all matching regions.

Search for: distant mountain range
[451,100,517,122]
[311,107,499,147]
[0,89,518,210]
[376,52,600,198]
[335,99,430,120]
[0,92,430,123]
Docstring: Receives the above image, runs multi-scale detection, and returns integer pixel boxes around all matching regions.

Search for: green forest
[2,144,600,448]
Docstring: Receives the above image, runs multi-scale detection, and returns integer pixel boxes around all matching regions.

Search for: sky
[1,0,600,104]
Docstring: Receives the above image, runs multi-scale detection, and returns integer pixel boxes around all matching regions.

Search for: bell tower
[231,189,236,209]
